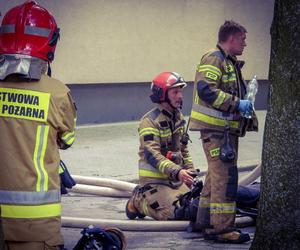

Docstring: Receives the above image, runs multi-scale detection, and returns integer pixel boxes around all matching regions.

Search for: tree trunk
[0,219,3,250]
[250,0,300,249]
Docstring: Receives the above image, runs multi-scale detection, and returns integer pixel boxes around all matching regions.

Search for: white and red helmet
[0,1,60,62]
[150,72,187,103]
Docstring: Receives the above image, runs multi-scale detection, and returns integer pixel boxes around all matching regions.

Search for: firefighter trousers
[195,131,239,235]
[133,184,190,220]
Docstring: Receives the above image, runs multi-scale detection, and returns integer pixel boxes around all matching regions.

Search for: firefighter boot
[204,230,250,244]
[105,227,127,250]
[125,186,145,220]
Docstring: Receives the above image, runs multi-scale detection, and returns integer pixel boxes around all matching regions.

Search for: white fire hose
[69,164,260,196]
[61,216,254,231]
[72,175,136,192]
[70,184,132,198]
[238,163,261,186]
[63,164,260,231]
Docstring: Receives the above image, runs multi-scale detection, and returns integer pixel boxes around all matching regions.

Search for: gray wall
[69,80,269,125]
[1,1,273,125]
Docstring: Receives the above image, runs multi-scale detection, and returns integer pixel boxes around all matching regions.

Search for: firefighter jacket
[0,74,76,243]
[138,105,194,186]
[189,45,258,137]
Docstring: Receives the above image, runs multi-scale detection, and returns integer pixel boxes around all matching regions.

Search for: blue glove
[238,100,253,115]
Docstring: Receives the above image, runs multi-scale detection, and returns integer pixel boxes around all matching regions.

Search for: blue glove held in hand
[238,100,253,115]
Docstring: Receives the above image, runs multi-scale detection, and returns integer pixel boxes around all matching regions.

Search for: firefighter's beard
[170,99,183,110]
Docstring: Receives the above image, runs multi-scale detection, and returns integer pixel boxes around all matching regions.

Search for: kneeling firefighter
[125,72,199,221]
[0,1,77,249]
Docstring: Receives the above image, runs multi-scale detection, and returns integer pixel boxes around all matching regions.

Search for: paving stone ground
[60,111,266,249]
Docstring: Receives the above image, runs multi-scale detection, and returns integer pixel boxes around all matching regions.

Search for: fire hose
[62,164,260,231]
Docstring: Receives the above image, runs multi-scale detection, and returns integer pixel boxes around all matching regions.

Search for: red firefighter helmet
[0,1,60,62]
[150,72,187,103]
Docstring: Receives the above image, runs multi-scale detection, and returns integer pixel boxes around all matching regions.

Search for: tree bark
[250,0,300,249]
[0,219,3,250]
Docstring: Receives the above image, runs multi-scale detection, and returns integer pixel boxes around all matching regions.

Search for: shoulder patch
[205,71,218,81]
[146,108,161,121]
[159,121,169,128]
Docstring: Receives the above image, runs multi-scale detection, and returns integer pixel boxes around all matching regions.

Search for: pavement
[60,111,266,249]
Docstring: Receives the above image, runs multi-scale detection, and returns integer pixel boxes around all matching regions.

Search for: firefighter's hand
[238,100,253,114]
[178,169,194,187]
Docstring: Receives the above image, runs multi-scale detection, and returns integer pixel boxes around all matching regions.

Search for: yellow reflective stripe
[139,169,168,179]
[183,156,193,164]
[59,165,64,174]
[139,127,172,138]
[211,210,235,214]
[159,129,172,138]
[1,203,61,219]
[158,160,171,172]
[222,78,237,83]
[142,200,149,215]
[139,127,159,134]
[210,148,220,157]
[40,126,49,191]
[194,94,200,104]
[197,65,221,76]
[62,131,75,140]
[73,117,77,130]
[139,128,160,137]
[222,73,237,83]
[62,131,75,145]
[212,91,226,109]
[198,69,221,81]
[190,110,239,129]
[0,87,50,122]
[33,125,49,192]
[199,197,210,208]
[210,202,235,214]
[33,127,41,192]
[192,103,237,120]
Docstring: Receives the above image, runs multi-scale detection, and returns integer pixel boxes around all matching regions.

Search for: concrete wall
[1,0,274,83]
[68,80,269,125]
[0,0,273,124]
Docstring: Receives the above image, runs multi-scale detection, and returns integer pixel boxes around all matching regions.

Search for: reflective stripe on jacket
[138,105,194,186]
[0,74,76,242]
[189,45,258,136]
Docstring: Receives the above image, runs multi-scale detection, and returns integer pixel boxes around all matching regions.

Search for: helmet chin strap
[179,100,183,109]
[47,62,52,77]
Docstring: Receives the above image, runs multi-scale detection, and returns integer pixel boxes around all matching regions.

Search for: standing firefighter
[126,72,197,221]
[189,20,258,243]
[0,1,76,250]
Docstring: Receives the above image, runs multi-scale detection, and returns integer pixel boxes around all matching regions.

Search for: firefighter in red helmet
[125,72,198,221]
[0,1,76,249]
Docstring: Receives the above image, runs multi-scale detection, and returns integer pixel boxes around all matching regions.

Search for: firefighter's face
[229,32,247,56]
[168,87,183,109]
